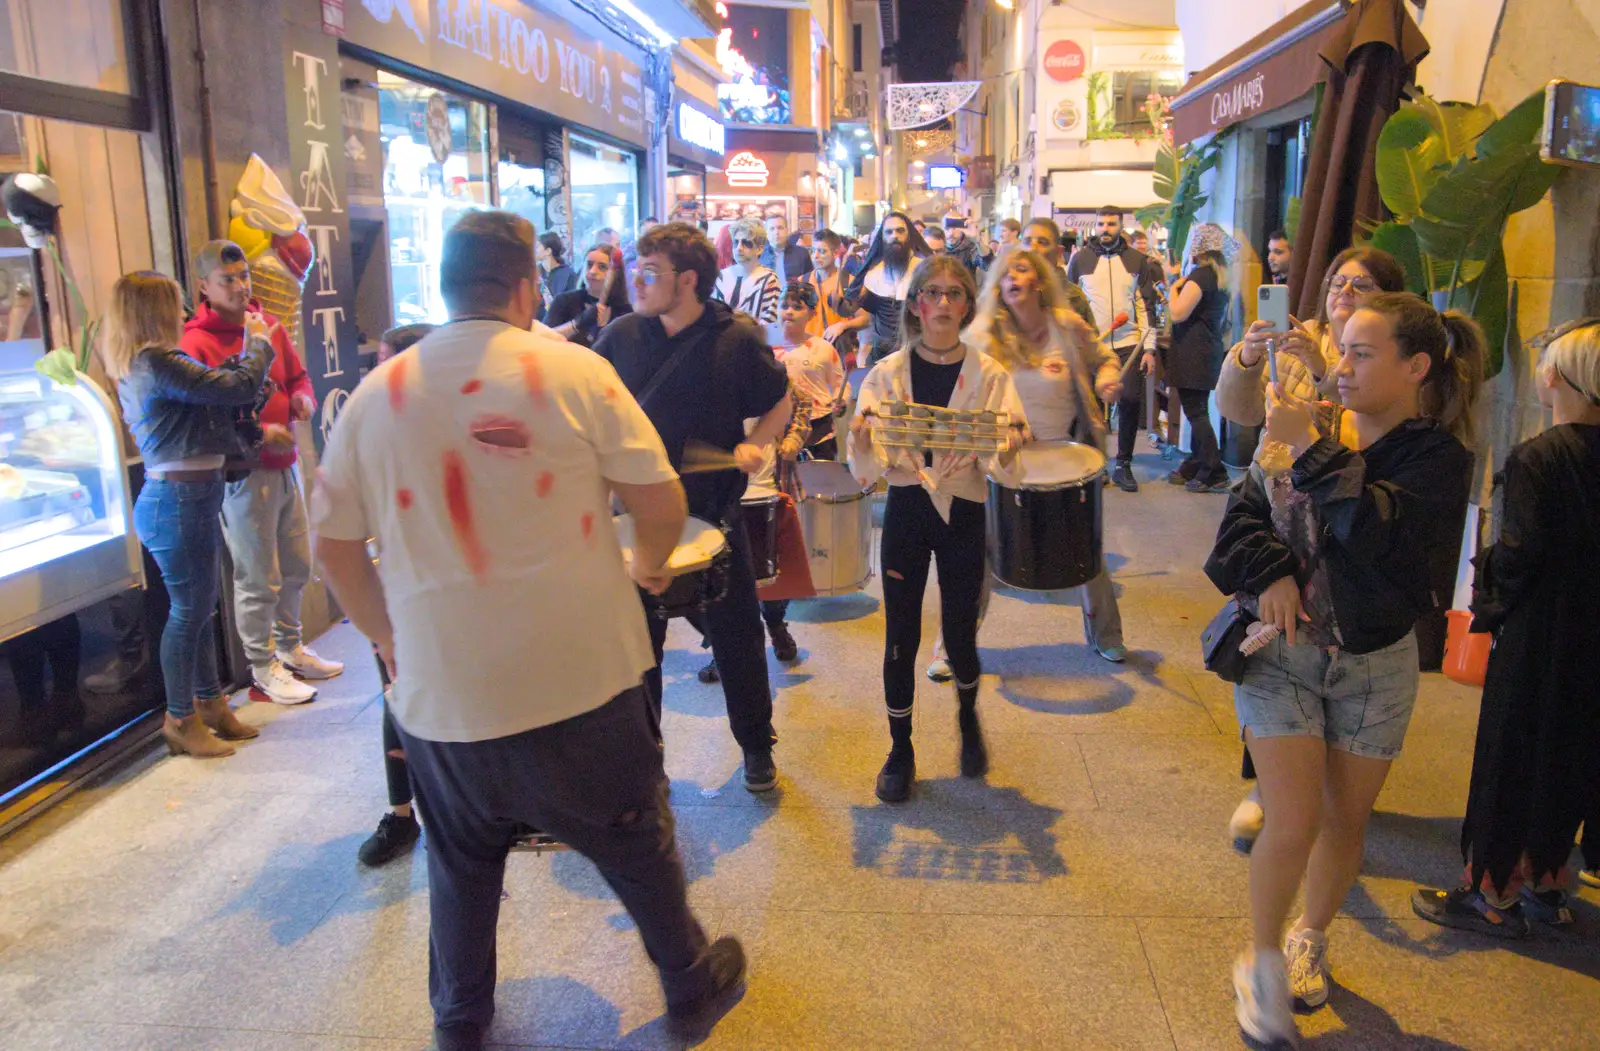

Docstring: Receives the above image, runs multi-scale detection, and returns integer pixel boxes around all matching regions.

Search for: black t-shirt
[594,299,790,521]
[546,288,632,349]
[1168,265,1229,390]
[911,351,964,467]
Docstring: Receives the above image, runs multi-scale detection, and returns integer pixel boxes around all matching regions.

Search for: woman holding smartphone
[1214,246,1406,848]
[1206,294,1482,1045]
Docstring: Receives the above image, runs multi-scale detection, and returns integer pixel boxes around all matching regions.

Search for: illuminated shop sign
[676,104,726,155]
[725,151,770,188]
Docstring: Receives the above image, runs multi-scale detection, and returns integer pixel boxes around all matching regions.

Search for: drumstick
[680,439,741,474]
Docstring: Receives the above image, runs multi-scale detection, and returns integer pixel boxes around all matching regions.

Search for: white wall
[1174,0,1316,75]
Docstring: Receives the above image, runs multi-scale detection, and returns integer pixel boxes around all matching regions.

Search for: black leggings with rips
[881,486,986,738]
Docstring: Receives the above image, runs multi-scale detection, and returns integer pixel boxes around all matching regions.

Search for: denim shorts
[1234,631,1420,760]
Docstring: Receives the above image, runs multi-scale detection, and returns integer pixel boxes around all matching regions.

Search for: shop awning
[1169,1,1347,145]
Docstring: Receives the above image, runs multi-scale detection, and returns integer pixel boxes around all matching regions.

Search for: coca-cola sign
[1042,40,1086,84]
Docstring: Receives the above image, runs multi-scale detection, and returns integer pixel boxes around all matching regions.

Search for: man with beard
[1066,206,1161,492]
[713,217,784,346]
[828,212,931,367]
[595,222,791,795]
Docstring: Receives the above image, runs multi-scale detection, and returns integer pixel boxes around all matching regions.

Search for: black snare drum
[614,515,731,619]
[987,441,1106,591]
[740,485,782,586]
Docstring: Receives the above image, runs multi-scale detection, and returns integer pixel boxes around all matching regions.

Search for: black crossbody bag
[1200,597,1252,684]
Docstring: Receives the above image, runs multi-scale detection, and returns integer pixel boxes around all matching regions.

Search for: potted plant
[1364,89,1562,377]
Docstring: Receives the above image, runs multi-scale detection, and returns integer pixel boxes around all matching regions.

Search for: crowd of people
[95,200,1600,1051]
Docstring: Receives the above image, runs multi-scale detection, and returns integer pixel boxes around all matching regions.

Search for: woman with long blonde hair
[924,248,1129,682]
[107,270,272,759]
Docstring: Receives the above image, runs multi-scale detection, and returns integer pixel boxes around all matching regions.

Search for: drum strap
[636,325,718,411]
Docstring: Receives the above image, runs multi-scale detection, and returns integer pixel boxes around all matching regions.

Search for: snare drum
[794,460,873,596]
[986,441,1106,591]
[741,485,782,586]
[614,514,730,619]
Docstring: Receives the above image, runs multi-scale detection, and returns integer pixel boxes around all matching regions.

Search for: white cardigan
[847,346,1026,521]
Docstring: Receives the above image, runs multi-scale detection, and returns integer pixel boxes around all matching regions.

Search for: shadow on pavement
[983,642,1171,717]
[850,778,1066,882]
[550,770,777,906]
[487,973,715,1050]
[213,830,425,946]
[1306,984,1472,1049]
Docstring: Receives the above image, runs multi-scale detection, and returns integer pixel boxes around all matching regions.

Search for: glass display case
[0,338,142,644]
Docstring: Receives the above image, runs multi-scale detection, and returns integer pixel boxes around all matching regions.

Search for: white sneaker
[1230,787,1265,847]
[1233,948,1297,1047]
[252,661,317,705]
[1284,926,1330,1009]
[926,659,953,683]
[277,644,344,680]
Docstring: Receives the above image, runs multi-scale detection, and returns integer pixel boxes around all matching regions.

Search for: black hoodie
[594,298,790,520]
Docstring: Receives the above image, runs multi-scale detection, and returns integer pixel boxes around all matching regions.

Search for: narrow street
[1,455,1595,1051]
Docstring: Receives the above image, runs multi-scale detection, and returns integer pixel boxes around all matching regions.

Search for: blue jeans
[134,479,224,718]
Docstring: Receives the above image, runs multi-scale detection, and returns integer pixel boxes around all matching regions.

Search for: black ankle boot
[957,695,988,779]
[876,743,915,802]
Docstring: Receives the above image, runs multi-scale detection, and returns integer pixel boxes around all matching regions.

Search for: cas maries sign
[1043,40,1086,83]
[725,151,770,188]
[1209,73,1267,126]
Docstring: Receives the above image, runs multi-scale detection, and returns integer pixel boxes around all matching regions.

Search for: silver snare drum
[794,460,873,596]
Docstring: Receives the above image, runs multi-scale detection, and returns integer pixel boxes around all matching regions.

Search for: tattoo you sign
[284,24,361,452]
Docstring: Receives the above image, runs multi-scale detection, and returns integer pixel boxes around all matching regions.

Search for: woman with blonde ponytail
[1415,318,1600,937]
[1205,292,1482,1046]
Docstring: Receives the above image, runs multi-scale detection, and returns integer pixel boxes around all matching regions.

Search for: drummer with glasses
[953,249,1130,665]
[848,256,1025,804]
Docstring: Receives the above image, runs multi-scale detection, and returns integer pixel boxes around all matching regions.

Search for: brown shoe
[162,712,236,758]
[195,696,259,741]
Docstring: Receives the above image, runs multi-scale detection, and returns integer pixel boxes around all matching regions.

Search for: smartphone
[1257,284,1290,385]
[1542,79,1600,168]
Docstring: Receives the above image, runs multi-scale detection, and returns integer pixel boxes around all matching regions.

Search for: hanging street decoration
[887,82,981,130]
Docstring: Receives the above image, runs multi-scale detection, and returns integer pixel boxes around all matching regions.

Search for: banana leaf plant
[1363,90,1562,377]
[1135,125,1231,266]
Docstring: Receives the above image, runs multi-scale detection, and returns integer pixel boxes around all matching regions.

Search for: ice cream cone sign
[227,155,314,350]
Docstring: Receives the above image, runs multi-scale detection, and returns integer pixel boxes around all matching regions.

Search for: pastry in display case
[0,344,142,644]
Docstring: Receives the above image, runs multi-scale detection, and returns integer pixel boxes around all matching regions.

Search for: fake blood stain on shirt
[519,353,548,407]
[388,355,410,412]
[536,471,555,498]
[396,488,413,510]
[442,449,488,578]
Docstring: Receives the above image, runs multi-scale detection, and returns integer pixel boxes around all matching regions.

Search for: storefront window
[568,134,638,255]
[1109,71,1184,138]
[496,113,548,242]
[377,72,490,325]
[0,0,131,94]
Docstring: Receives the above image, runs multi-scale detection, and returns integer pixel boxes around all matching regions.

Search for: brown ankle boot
[162,712,236,758]
[195,696,259,741]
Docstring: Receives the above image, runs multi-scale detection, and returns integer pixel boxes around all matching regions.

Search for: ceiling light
[854,128,868,136]
[913,160,926,168]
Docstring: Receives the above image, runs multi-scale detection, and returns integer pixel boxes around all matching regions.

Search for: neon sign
[725,151,770,188]
[676,104,726,155]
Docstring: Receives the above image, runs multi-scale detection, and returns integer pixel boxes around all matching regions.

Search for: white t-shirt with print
[775,335,844,420]
[310,320,677,743]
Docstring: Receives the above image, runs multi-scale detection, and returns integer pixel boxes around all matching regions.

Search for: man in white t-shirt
[311,212,746,1051]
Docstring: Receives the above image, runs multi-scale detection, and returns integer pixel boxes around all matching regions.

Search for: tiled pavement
[1,452,1596,1050]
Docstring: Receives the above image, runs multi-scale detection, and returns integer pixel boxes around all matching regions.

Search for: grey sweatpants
[219,466,311,672]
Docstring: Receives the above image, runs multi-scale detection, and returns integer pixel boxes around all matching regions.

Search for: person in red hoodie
[182,240,343,704]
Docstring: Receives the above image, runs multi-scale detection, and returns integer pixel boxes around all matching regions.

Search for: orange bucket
[1441,609,1491,687]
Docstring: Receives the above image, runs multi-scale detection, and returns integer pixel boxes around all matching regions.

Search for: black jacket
[1205,418,1472,654]
[117,339,273,467]
[544,287,633,349]
[594,298,789,522]
[759,240,814,285]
